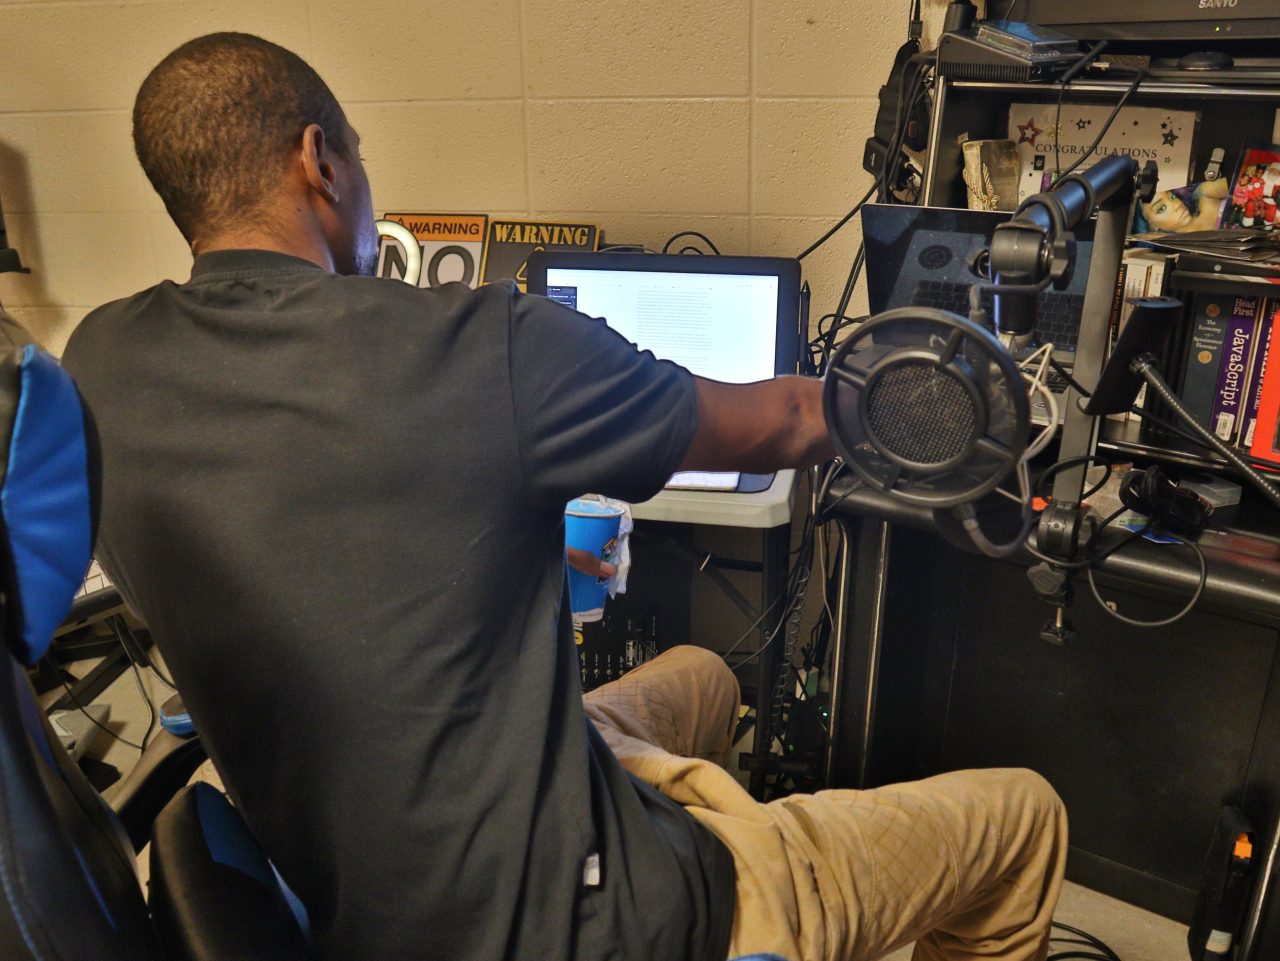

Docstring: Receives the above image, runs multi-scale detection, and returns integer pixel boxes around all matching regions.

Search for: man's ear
[299,123,339,204]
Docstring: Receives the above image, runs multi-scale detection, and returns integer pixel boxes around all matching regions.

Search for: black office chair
[0,343,163,959]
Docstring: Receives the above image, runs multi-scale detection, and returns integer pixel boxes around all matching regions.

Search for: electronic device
[862,203,1095,425]
[1018,0,1280,45]
[937,20,1084,81]
[863,37,931,190]
[525,251,801,494]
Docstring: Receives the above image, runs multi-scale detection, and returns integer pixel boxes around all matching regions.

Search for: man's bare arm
[678,375,835,473]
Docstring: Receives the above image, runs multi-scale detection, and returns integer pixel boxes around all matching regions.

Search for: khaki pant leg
[756,769,1068,961]
[584,649,1068,961]
[583,644,741,765]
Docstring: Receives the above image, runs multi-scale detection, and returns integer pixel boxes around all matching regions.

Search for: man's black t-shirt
[63,251,735,961]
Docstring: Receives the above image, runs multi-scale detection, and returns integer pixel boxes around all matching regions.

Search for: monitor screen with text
[541,266,787,384]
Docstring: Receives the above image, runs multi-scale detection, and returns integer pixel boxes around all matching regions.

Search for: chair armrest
[104,729,207,851]
[150,783,309,961]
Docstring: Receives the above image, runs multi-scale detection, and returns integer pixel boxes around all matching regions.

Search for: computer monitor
[1018,0,1280,45]
[525,251,801,383]
[526,251,801,492]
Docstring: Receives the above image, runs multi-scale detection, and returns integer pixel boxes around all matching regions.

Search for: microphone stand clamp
[1028,562,1076,646]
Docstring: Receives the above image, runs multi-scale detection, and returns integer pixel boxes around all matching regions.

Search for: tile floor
[57,645,1190,961]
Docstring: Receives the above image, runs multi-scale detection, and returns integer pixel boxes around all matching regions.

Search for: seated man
[63,32,1066,961]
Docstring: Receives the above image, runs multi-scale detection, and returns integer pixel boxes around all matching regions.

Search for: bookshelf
[923,77,1280,210]
[827,69,1280,957]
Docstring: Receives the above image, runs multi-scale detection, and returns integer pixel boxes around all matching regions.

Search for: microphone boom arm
[989,155,1159,559]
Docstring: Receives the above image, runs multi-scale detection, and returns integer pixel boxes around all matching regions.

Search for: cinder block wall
[0,0,953,355]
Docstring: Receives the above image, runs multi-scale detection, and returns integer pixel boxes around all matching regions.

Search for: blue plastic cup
[565,498,625,623]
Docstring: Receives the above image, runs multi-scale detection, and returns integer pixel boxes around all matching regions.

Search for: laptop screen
[862,204,1095,359]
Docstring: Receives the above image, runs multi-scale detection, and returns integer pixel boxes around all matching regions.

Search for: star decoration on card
[1017,118,1043,146]
[1162,130,1179,146]
[1075,118,1090,130]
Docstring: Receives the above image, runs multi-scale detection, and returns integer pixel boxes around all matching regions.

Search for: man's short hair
[134,33,350,244]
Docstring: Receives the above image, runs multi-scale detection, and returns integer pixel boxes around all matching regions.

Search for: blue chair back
[0,345,162,960]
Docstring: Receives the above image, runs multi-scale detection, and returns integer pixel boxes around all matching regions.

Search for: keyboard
[911,280,1085,353]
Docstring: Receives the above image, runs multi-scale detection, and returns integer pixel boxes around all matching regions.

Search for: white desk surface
[630,470,796,529]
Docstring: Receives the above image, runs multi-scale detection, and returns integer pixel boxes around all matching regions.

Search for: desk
[822,472,1280,958]
[633,470,797,797]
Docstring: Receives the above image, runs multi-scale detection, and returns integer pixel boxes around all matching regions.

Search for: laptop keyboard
[911,280,1085,353]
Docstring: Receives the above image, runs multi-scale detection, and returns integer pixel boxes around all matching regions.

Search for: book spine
[1110,259,1144,423]
[1145,255,1170,296]
[1242,300,1278,449]
[1181,294,1233,431]
[1251,305,1280,466]
[1209,295,1262,443]
[1125,253,1171,420]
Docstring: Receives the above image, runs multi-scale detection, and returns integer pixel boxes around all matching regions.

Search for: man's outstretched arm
[679,375,835,474]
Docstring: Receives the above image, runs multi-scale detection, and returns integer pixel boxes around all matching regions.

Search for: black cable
[1049,357,1091,398]
[1133,354,1280,511]
[1032,466,1210,627]
[126,654,158,752]
[662,230,721,255]
[818,475,864,524]
[1052,922,1122,961]
[120,617,179,692]
[796,183,876,262]
[720,594,789,664]
[879,61,931,203]
[826,244,867,369]
[814,52,931,373]
[1054,41,1109,182]
[1036,455,1113,505]
[1058,71,1145,180]
[112,616,158,752]
[814,309,870,374]
[1117,465,1211,537]
[1054,78,1066,182]
[47,657,145,751]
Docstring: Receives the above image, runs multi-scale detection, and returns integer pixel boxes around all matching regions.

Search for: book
[1241,301,1277,449]
[1209,295,1263,443]
[479,220,599,291]
[1118,249,1174,421]
[1103,260,1132,425]
[1180,294,1233,430]
[375,212,489,288]
[1250,310,1280,466]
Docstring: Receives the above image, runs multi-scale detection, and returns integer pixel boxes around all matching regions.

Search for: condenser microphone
[822,306,1030,508]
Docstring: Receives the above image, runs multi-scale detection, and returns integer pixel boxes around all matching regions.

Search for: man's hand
[566,547,617,578]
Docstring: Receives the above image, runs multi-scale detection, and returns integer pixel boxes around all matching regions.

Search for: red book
[1249,308,1280,466]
